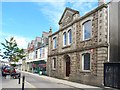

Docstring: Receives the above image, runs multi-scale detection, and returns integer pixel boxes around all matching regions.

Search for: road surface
[21,71,76,88]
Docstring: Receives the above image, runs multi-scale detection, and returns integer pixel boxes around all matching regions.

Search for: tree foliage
[0,37,26,62]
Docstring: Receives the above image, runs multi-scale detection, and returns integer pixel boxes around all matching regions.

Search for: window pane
[68,30,72,44]
[84,53,90,70]
[36,50,37,58]
[83,20,92,40]
[55,38,57,48]
[63,32,67,45]
[42,48,45,58]
[54,59,56,68]
[53,37,57,49]
[53,58,56,69]
[40,48,42,58]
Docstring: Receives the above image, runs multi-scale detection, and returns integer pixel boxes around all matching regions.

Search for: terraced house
[47,1,109,86]
[25,32,49,75]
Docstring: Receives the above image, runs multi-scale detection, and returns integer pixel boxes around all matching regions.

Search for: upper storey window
[63,32,67,46]
[83,20,92,40]
[68,29,72,45]
[35,50,37,59]
[53,37,57,49]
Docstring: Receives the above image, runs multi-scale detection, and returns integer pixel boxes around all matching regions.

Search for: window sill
[62,45,71,49]
[52,68,56,71]
[52,48,57,51]
[80,70,91,73]
[80,38,91,43]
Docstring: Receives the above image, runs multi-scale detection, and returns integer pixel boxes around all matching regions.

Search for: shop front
[32,60,46,75]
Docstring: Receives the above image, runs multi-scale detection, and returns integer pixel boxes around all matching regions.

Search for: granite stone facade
[47,4,108,86]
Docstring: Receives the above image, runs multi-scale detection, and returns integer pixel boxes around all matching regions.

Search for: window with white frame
[35,50,37,59]
[68,29,72,44]
[53,37,57,49]
[83,20,92,40]
[82,53,90,71]
[63,32,67,46]
[42,48,45,58]
[42,38,44,44]
[52,58,56,69]
[40,48,42,58]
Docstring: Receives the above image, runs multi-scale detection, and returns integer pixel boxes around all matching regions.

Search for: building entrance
[64,55,71,77]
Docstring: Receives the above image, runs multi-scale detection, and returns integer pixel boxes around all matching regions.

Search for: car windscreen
[5,67,11,70]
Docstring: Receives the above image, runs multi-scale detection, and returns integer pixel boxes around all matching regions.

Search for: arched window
[83,20,92,40]
[53,37,57,49]
[52,58,56,69]
[82,53,90,70]
[68,29,72,44]
[63,32,67,46]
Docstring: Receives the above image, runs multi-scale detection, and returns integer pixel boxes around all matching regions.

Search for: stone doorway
[64,55,71,77]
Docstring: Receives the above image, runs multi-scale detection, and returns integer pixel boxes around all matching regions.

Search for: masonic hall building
[47,3,108,86]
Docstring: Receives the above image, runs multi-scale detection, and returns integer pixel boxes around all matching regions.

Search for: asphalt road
[21,72,76,88]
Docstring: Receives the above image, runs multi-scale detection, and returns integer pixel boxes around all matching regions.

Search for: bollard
[22,76,25,90]
[18,73,21,84]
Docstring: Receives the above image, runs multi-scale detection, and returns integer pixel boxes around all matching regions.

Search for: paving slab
[0,74,35,89]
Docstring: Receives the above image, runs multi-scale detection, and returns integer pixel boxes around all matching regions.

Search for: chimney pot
[98,0,105,6]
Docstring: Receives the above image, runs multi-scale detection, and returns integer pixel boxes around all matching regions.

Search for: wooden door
[66,60,70,77]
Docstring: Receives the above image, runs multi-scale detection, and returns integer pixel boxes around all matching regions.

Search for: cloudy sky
[0,0,110,50]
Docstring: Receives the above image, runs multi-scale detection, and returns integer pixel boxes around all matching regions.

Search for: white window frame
[82,53,91,71]
[81,17,93,41]
[82,20,92,40]
[42,48,45,58]
[42,38,44,44]
[63,32,67,46]
[40,48,42,59]
[52,58,56,70]
[68,29,72,45]
[35,50,37,59]
[53,37,57,49]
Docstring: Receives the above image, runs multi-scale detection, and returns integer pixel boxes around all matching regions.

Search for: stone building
[47,2,108,86]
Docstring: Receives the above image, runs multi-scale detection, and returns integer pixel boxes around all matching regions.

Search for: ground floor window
[82,53,90,71]
[52,58,56,69]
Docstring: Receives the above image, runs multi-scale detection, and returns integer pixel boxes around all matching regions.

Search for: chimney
[49,27,52,36]
[98,0,105,6]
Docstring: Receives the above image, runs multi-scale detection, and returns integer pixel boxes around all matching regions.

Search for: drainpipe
[107,3,110,62]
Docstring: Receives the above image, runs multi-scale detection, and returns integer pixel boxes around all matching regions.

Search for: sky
[0,0,110,61]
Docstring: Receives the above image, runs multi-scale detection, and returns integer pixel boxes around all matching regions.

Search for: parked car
[2,66,11,76]
[1,65,20,79]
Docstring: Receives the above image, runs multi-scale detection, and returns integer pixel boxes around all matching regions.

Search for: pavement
[2,77,35,88]
[0,72,35,89]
